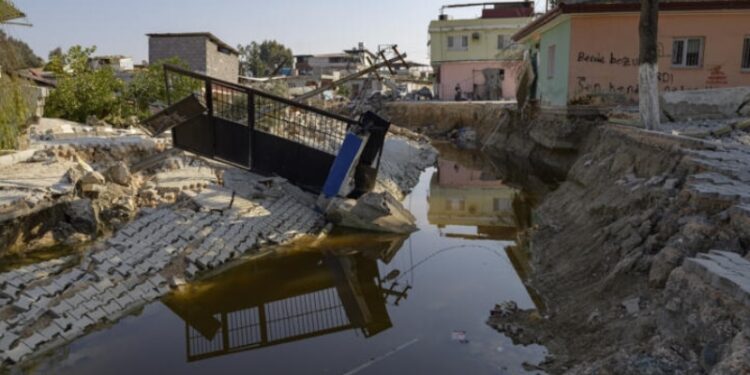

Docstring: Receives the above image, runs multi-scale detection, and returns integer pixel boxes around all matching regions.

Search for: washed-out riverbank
[482,110,750,374]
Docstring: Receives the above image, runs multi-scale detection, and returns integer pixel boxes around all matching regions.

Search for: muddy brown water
[29,146,547,375]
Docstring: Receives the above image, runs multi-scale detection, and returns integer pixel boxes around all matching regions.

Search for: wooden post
[639,0,660,130]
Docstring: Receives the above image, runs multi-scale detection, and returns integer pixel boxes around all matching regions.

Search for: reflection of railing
[185,288,352,362]
[266,287,349,341]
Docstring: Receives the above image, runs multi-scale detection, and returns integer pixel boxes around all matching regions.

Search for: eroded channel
[27,144,547,375]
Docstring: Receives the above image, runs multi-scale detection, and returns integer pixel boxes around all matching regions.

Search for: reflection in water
[163,234,410,362]
[428,155,543,310]
[428,158,531,240]
[33,146,550,374]
[164,154,543,364]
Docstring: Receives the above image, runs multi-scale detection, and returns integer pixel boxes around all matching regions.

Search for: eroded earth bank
[483,112,750,374]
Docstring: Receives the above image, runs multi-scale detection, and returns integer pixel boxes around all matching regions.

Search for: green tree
[47,47,63,62]
[0,29,43,71]
[44,45,96,76]
[237,40,292,77]
[44,45,126,124]
[124,57,200,119]
[0,76,29,149]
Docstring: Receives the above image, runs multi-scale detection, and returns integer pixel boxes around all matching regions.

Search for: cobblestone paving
[0,186,321,365]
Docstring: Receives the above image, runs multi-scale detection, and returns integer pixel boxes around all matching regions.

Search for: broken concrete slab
[662,87,750,121]
[683,250,750,306]
[326,192,417,234]
[152,167,216,193]
[4,342,32,364]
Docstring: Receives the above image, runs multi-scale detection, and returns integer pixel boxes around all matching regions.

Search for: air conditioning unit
[472,32,481,40]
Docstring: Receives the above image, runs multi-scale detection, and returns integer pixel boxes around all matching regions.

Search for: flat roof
[146,32,239,55]
[513,0,750,42]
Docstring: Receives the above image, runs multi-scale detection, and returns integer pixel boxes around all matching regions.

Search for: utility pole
[639,0,660,130]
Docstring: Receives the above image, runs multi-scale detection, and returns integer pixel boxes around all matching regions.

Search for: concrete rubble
[0,117,436,367]
[326,191,417,234]
[661,86,750,121]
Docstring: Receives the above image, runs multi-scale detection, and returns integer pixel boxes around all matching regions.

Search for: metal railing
[163,65,357,157]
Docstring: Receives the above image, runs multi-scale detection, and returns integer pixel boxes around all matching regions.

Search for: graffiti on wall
[575,73,678,95]
[575,44,667,68]
[705,65,728,86]
[577,51,642,67]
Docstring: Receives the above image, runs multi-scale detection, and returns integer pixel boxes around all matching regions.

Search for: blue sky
[4,0,545,64]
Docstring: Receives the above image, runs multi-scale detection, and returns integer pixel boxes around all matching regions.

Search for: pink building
[429,2,534,101]
[513,0,750,107]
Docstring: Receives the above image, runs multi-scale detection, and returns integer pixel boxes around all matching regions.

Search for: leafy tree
[45,45,96,76]
[237,40,292,77]
[0,29,43,71]
[47,47,63,62]
[124,57,201,119]
[44,45,126,123]
[0,76,28,149]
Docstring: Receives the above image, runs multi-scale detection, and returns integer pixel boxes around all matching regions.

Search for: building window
[742,37,750,70]
[448,35,468,51]
[672,38,703,67]
[547,44,556,79]
[446,198,465,211]
[497,35,506,50]
[493,198,510,212]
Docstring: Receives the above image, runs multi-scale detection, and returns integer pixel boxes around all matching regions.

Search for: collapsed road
[0,102,436,366]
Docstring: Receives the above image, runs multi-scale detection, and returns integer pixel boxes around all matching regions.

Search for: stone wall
[149,36,207,74]
[382,101,514,140]
[149,36,238,82]
[204,39,239,83]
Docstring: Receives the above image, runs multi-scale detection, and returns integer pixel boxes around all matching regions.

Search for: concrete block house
[147,32,239,82]
[513,0,750,107]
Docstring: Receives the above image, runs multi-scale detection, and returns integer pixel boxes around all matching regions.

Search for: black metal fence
[162,65,366,192]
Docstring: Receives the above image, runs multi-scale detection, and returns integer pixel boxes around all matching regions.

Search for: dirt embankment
[485,114,750,374]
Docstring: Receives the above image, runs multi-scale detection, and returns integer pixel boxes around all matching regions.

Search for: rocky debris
[621,297,640,315]
[382,101,514,142]
[152,167,216,194]
[487,301,545,348]
[29,118,143,141]
[682,250,750,306]
[326,192,417,234]
[0,160,77,226]
[63,199,98,235]
[106,162,132,186]
[80,171,105,186]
